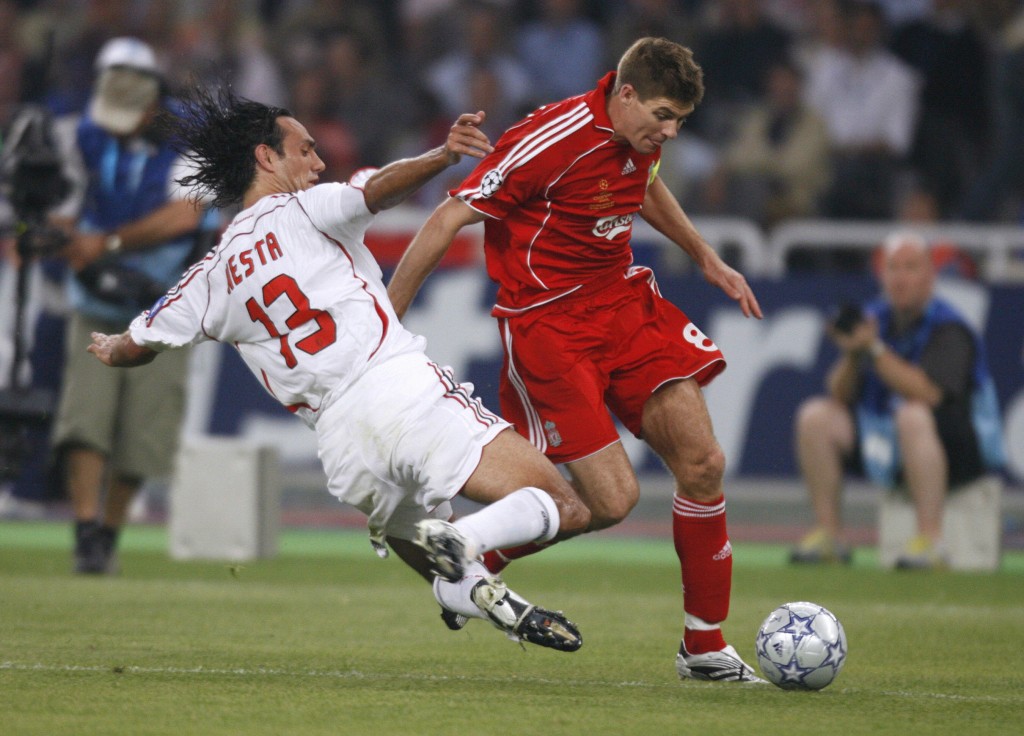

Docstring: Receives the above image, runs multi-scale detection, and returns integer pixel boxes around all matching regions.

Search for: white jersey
[129,182,424,428]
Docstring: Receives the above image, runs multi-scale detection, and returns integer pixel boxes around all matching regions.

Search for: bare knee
[584,479,639,531]
[797,396,846,438]
[674,443,726,501]
[894,400,936,438]
[547,480,592,537]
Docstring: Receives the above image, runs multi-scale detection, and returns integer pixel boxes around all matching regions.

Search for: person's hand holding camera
[828,316,879,356]
[62,231,115,272]
[826,304,883,359]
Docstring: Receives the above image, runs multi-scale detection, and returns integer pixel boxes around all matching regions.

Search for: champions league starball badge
[480,169,504,197]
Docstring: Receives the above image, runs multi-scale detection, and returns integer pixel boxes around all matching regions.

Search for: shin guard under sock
[673,494,732,653]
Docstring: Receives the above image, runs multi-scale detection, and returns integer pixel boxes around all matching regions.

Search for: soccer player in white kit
[86,84,590,652]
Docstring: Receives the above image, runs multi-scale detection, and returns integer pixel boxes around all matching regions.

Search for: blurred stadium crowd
[2,0,1024,230]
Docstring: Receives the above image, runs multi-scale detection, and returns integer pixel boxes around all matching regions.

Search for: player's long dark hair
[157,82,291,208]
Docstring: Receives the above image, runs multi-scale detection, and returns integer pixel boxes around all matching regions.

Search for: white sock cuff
[432,560,490,620]
[520,486,560,543]
[685,613,721,631]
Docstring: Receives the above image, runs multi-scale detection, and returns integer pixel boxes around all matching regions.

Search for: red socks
[481,542,546,574]
[673,494,731,654]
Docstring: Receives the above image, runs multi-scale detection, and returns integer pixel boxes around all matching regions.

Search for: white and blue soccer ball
[755,601,847,690]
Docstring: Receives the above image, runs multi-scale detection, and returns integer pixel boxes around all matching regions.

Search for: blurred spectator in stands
[760,0,817,35]
[0,0,26,127]
[656,129,721,219]
[895,185,942,225]
[805,0,921,220]
[387,86,462,208]
[169,1,287,107]
[891,0,991,217]
[43,0,140,114]
[411,62,521,208]
[277,0,389,68]
[692,0,793,143]
[890,186,979,279]
[703,58,831,227]
[516,0,604,103]
[792,0,845,71]
[959,6,1024,223]
[606,0,699,61]
[322,27,411,166]
[873,0,932,28]
[423,1,532,121]
[287,64,361,184]
[397,0,461,71]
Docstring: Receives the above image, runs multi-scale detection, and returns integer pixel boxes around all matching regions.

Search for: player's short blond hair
[615,37,704,107]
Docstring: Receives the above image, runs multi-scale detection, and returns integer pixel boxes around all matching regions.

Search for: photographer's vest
[67,109,196,324]
[856,296,1005,487]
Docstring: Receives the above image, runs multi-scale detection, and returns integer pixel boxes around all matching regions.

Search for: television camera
[0,104,70,482]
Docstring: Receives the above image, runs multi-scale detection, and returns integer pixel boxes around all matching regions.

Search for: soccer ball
[755,601,847,690]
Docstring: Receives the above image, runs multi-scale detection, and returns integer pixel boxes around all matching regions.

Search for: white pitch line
[837,687,1019,704]
[0,661,672,690]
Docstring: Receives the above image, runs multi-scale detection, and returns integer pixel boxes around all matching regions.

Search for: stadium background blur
[1,0,1022,549]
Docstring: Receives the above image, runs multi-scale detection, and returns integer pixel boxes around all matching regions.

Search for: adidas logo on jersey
[621,158,636,175]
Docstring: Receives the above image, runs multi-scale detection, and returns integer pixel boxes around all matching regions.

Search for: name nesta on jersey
[226,231,284,293]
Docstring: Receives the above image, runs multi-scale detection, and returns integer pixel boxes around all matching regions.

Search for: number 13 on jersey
[246,274,336,368]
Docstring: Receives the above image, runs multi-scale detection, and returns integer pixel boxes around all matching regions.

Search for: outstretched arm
[87,331,158,368]
[641,177,762,319]
[387,196,485,319]
[363,111,493,213]
[62,199,205,272]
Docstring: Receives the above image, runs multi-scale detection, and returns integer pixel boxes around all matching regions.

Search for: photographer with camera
[789,231,1004,569]
[48,38,210,574]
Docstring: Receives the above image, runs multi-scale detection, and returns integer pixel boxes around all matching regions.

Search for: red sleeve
[451,101,595,220]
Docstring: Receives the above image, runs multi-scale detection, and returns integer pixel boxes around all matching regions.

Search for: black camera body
[0,104,70,481]
[2,105,71,237]
[831,302,864,335]
[75,260,168,312]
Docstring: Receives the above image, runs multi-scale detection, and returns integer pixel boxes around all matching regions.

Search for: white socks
[453,486,560,557]
[432,559,491,620]
[431,487,561,621]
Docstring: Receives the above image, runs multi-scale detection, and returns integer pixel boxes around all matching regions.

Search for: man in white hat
[49,37,211,574]
[87,37,163,136]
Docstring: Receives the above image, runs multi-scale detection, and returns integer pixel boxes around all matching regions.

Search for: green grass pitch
[2,521,1022,735]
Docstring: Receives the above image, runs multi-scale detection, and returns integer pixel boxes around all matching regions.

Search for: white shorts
[316,351,509,545]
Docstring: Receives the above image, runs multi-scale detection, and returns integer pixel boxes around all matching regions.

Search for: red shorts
[497,268,726,464]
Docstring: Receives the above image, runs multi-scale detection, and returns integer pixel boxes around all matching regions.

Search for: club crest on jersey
[480,168,504,198]
[544,420,563,448]
[593,213,633,240]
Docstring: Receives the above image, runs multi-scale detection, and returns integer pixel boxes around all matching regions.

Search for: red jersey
[451,72,661,315]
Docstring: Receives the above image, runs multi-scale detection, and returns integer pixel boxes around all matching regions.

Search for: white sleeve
[128,262,212,351]
[296,181,375,244]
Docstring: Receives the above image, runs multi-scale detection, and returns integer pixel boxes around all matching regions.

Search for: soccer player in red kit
[389,37,765,681]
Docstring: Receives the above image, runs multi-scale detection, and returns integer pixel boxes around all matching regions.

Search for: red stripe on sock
[481,542,545,574]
